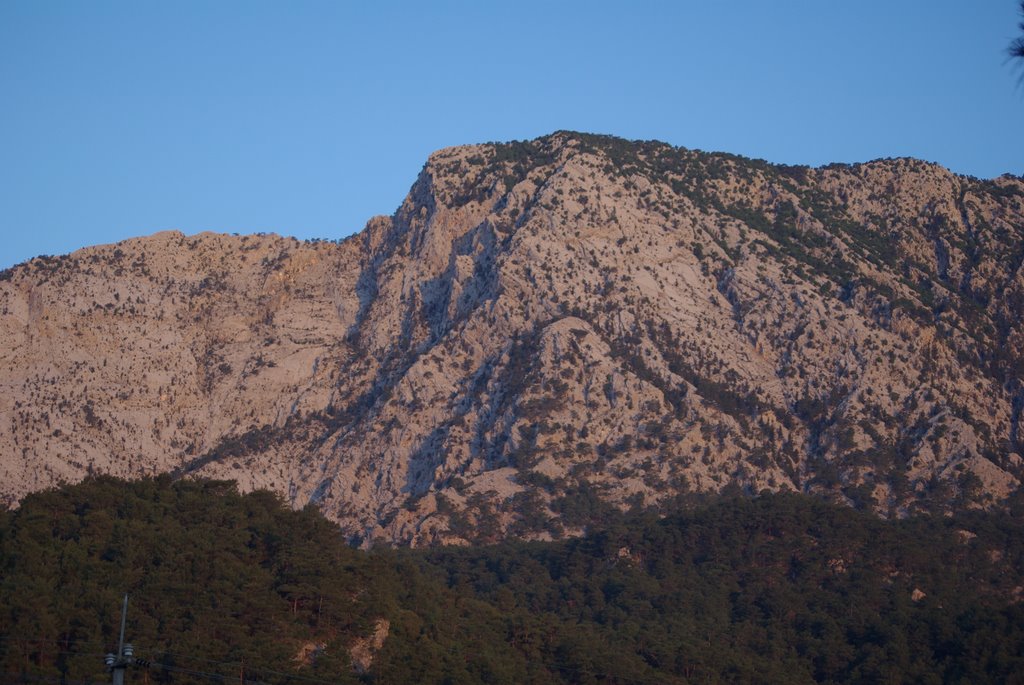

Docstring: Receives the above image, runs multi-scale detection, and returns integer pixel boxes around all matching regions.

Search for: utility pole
[104,594,134,685]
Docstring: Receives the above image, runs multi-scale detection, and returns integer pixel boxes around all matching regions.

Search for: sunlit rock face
[2,132,1022,544]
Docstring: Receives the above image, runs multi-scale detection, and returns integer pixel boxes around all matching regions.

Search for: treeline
[1,477,1023,683]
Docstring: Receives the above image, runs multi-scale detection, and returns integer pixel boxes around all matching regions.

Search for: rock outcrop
[2,132,1022,544]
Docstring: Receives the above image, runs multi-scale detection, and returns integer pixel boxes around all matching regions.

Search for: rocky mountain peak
[2,133,1023,545]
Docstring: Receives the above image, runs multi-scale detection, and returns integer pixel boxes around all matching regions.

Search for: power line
[1,629,686,684]
[136,658,262,684]
[0,635,109,648]
[135,657,347,685]
[1,673,104,685]
[0,638,343,685]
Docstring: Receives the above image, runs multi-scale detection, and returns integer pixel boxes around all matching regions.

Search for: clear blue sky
[1,1,1022,269]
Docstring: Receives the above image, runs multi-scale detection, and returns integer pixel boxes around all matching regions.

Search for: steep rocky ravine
[1,132,1022,545]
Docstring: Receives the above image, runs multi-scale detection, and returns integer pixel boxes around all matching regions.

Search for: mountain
[1,132,1023,544]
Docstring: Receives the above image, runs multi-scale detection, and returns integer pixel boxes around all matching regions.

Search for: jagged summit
[2,132,1023,544]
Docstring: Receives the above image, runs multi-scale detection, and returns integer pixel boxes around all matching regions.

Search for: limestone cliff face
[2,132,1022,544]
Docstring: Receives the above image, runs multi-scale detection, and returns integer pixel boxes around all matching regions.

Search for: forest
[1,476,1023,684]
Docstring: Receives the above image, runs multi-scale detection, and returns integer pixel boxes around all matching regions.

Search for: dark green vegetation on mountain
[2,478,1022,684]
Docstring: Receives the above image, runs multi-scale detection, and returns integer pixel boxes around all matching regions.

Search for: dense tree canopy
[1,477,1022,683]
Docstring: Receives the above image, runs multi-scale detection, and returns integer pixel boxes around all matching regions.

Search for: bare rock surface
[2,132,1022,544]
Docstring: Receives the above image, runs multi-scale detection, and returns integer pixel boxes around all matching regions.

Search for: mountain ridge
[2,131,1023,544]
